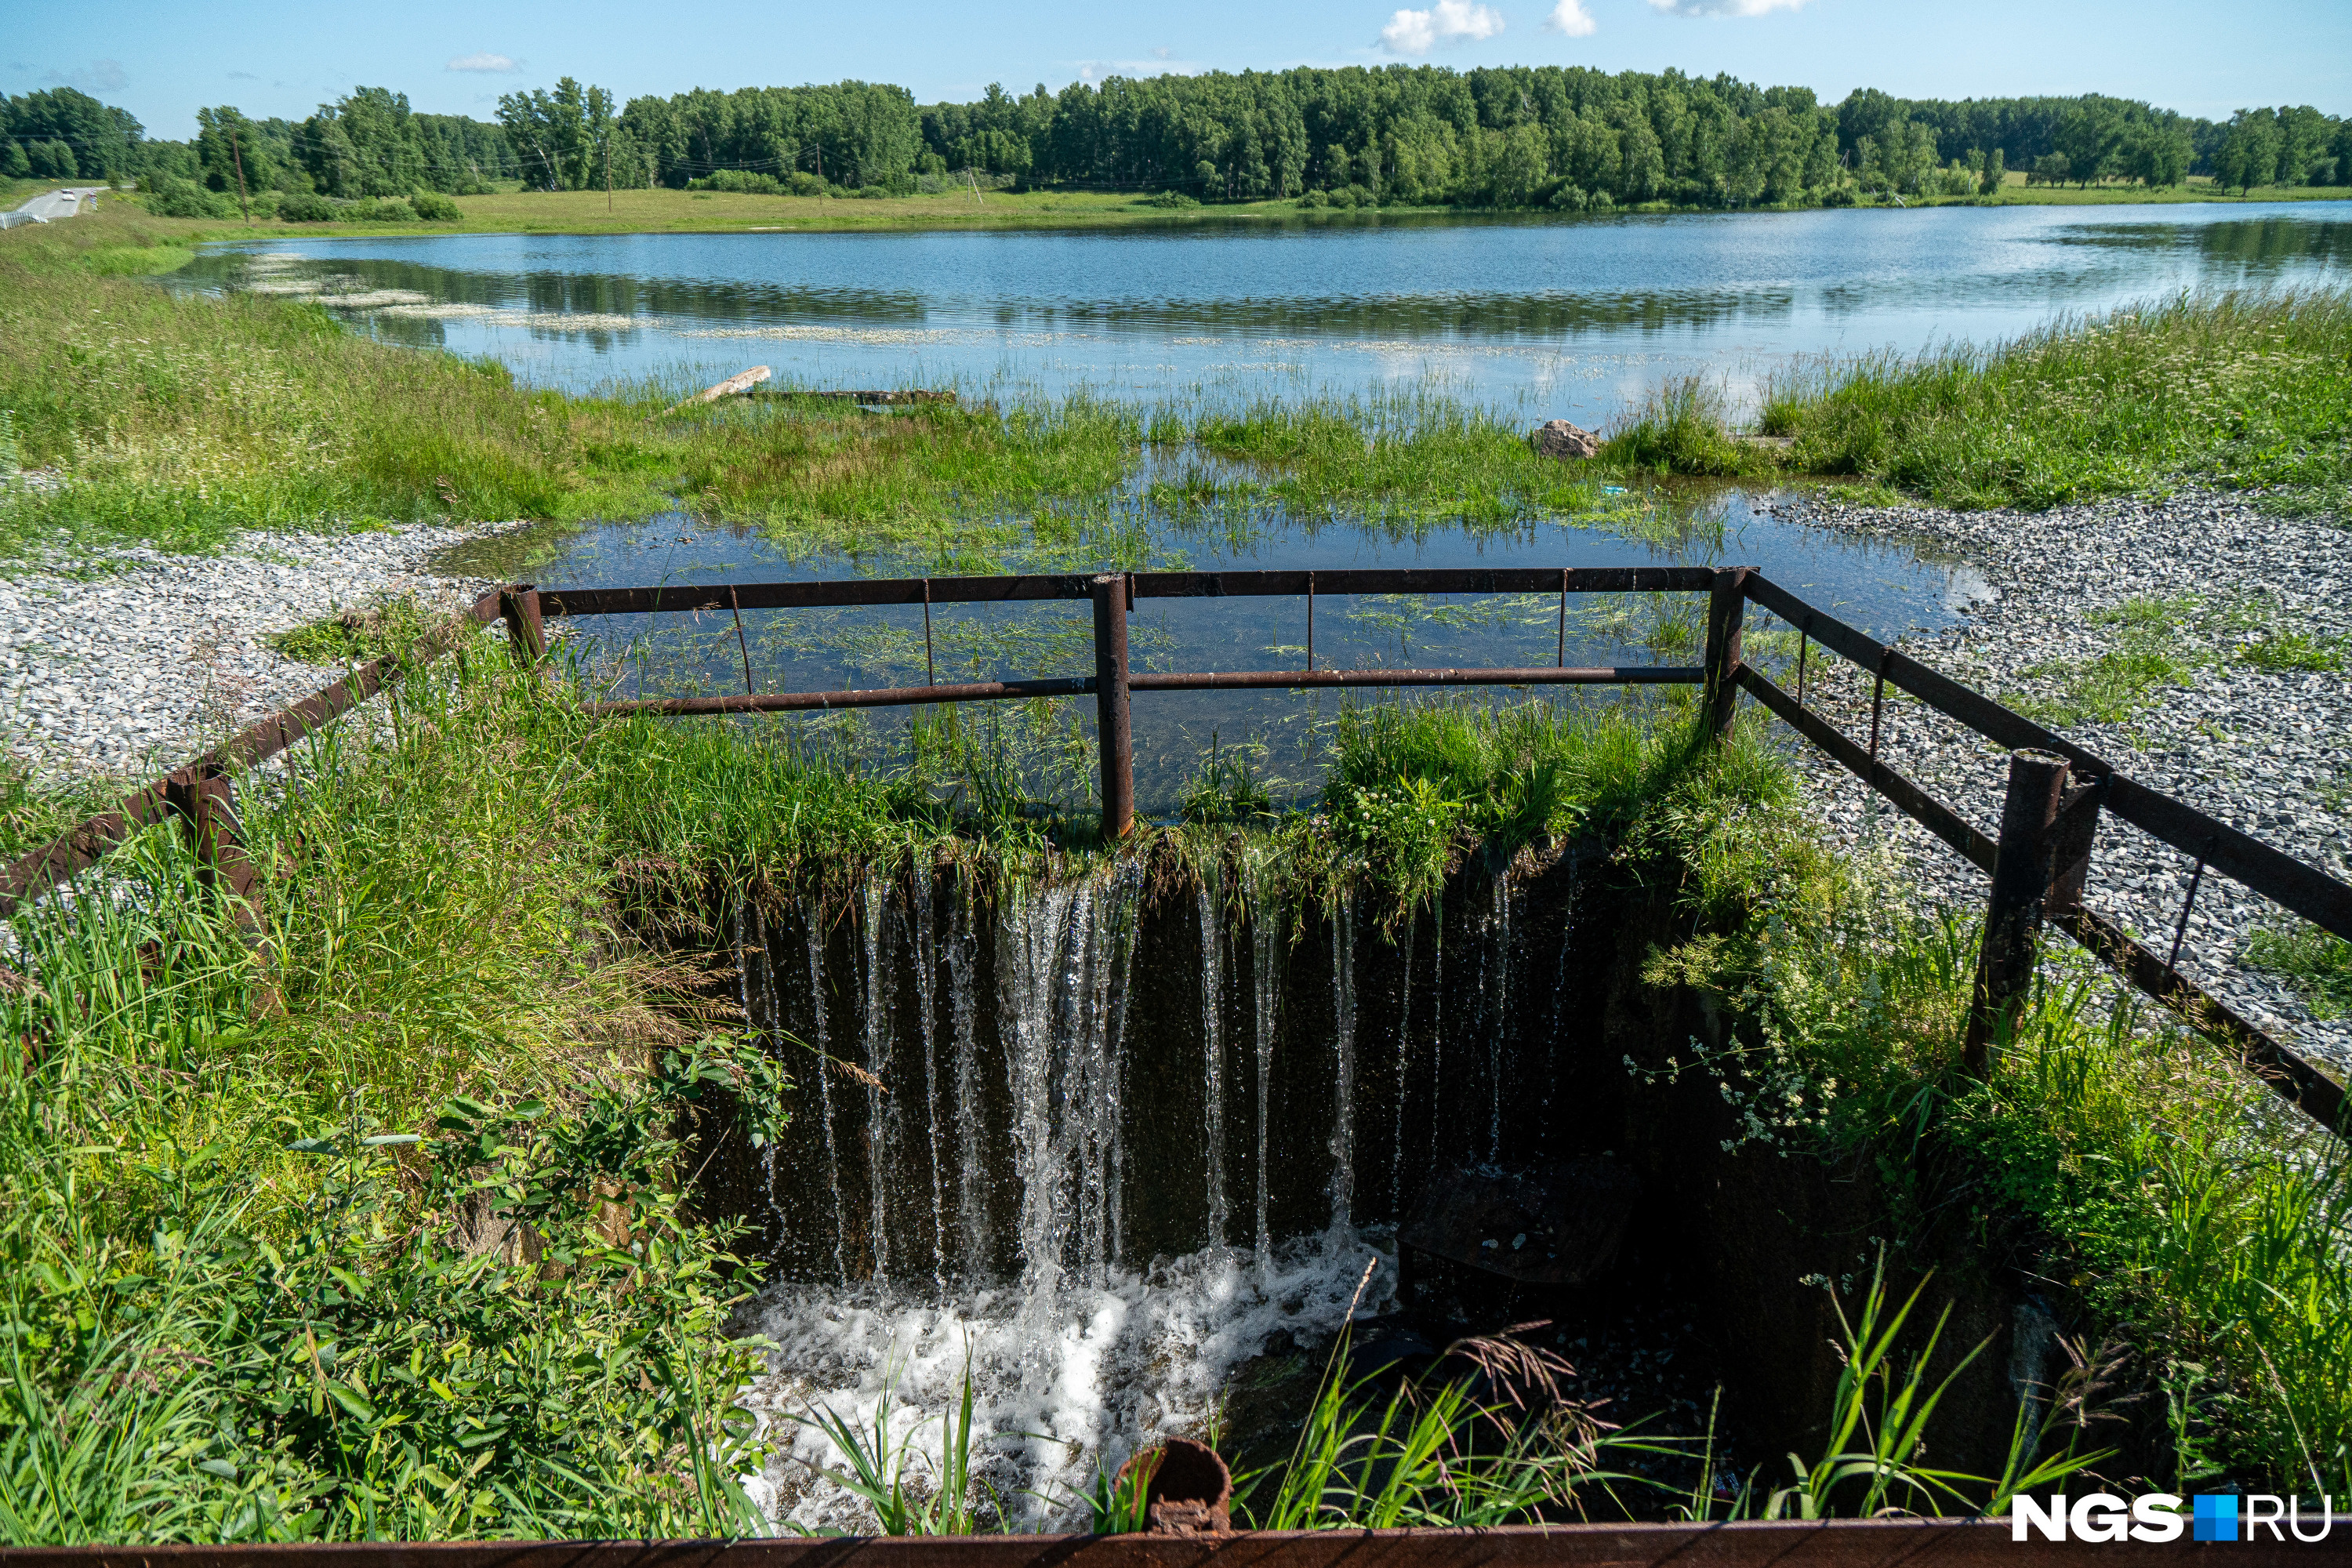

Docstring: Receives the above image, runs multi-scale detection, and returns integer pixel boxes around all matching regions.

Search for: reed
[1606,289,2352,513]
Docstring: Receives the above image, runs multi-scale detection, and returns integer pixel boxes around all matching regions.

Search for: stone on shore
[1530,419,1602,460]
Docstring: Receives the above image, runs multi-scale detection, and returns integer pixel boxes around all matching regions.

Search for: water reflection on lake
[180,202,2347,424]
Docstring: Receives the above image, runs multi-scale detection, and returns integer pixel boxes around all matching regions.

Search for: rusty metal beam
[0,590,506,919]
[1129,666,1703,691]
[1734,666,1995,873]
[586,677,1098,717]
[4,1519,2237,1568]
[1741,572,2352,948]
[535,568,1726,621]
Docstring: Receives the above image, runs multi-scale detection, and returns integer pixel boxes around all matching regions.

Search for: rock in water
[662,365,771,416]
[1531,419,1602,460]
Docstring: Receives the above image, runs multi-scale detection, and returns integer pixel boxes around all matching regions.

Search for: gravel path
[1768,489,2352,1080]
[2,524,520,784]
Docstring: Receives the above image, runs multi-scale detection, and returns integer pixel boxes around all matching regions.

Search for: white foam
[739,1228,1396,1533]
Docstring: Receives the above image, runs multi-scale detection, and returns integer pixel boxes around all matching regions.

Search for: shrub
[276,191,335,222]
[143,177,234,220]
[787,171,826,197]
[1139,190,1199,209]
[409,190,461,222]
[1295,188,1329,209]
[348,198,417,222]
[1344,183,1378,209]
[688,169,783,194]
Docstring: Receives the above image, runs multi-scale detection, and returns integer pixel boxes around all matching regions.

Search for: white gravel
[1770,488,2352,1079]
[1,523,522,782]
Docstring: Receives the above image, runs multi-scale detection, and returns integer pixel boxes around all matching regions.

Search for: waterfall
[1485,873,1514,1163]
[861,877,892,1281]
[999,861,1142,1301]
[1198,873,1229,1249]
[1327,891,1356,1234]
[804,897,849,1280]
[911,869,948,1287]
[725,845,1612,1534]
[1249,885,1280,1272]
[947,893,987,1274]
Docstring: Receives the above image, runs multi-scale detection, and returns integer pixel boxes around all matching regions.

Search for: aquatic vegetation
[1606,289,2352,513]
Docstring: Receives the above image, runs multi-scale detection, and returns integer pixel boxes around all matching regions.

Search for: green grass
[2245,922,2352,1018]
[1649,871,2352,1494]
[1602,290,2352,514]
[0,206,1666,569]
[1,644,793,1541]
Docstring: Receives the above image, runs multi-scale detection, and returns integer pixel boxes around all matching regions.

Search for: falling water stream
[727,851,1592,1531]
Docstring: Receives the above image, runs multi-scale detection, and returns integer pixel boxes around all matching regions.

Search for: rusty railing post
[1701,567,1749,741]
[1091,573,1134,840]
[1962,749,2072,1074]
[165,762,281,1013]
[499,583,546,667]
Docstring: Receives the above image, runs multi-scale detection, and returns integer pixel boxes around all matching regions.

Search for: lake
[179,202,2350,424]
[179,201,2341,810]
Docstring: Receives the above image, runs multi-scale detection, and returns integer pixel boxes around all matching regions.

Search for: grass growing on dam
[1602,289,2352,514]
[0,206,1629,569]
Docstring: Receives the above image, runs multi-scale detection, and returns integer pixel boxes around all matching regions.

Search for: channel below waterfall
[718,850,1588,1530]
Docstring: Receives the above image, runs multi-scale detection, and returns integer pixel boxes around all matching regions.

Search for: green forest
[8,66,2351,217]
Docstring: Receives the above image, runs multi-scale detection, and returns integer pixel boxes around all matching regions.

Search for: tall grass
[0,647,790,1542]
[1650,877,2352,1494]
[1608,290,2352,512]
[0,209,1642,565]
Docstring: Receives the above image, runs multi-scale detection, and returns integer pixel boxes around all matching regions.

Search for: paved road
[3,185,110,226]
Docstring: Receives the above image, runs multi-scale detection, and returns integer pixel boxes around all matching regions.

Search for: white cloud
[445,52,521,73]
[44,58,128,93]
[1544,0,1598,34]
[1377,0,1504,54]
[227,69,260,80]
[1646,0,1807,13]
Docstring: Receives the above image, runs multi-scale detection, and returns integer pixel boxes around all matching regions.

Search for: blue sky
[9,0,2348,139]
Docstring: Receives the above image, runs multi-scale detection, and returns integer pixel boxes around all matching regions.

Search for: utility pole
[605,139,613,214]
[230,129,252,226]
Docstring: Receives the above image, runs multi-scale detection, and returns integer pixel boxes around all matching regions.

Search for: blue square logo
[2194,1495,2239,1542]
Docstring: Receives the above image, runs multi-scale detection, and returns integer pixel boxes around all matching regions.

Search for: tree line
[9,69,2350,216]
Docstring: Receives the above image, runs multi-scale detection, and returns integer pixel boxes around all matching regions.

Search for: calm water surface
[183,203,2349,420]
[184,202,2339,804]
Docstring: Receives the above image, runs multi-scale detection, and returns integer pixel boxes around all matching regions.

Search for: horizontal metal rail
[0,590,506,919]
[1742,572,2352,949]
[1127,666,1703,691]
[537,566,1720,620]
[588,676,1098,717]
